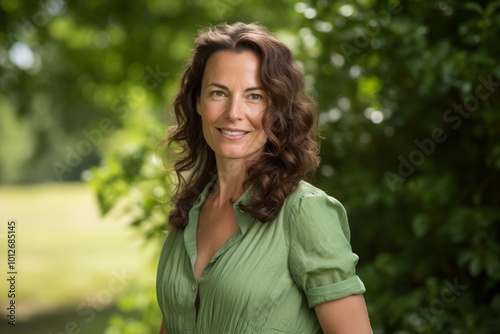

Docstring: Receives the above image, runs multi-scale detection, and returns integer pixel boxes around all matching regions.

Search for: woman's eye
[249,93,263,100]
[211,91,225,97]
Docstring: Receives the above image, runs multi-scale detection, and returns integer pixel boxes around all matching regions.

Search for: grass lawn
[0,182,162,333]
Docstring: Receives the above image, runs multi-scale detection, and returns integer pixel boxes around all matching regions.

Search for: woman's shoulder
[282,180,348,227]
[286,180,343,207]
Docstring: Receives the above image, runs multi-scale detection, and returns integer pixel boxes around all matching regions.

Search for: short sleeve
[286,189,366,308]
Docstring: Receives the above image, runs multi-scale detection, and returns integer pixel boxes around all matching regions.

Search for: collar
[189,174,256,235]
[184,175,256,274]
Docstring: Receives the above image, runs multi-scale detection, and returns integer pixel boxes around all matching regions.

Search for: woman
[157,22,372,334]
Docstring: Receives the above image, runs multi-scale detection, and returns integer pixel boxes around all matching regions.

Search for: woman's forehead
[202,51,262,87]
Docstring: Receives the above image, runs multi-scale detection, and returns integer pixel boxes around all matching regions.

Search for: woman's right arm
[158,317,167,334]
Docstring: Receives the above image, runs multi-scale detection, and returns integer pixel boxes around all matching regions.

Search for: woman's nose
[225,97,243,120]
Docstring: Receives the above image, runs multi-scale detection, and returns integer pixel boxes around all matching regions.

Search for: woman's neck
[211,158,249,207]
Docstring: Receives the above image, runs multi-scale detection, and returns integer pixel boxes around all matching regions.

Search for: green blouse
[156,178,366,334]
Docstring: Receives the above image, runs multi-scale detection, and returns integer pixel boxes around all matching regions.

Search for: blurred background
[1,0,499,333]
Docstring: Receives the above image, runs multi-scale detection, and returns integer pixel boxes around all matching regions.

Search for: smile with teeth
[219,128,249,136]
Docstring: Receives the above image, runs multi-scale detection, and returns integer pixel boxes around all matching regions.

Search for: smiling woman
[196,51,268,164]
[156,22,372,334]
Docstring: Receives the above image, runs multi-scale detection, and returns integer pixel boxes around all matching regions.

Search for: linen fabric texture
[156,178,366,334]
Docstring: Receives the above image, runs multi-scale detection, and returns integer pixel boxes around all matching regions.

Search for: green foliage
[2,0,500,332]
[308,0,500,332]
[104,278,161,334]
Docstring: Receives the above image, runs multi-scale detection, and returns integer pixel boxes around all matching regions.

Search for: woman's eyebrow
[207,82,264,92]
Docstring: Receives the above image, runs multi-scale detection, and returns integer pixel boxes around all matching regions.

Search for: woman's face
[197,50,268,165]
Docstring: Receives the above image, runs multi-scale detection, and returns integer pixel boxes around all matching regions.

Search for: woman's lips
[218,128,249,139]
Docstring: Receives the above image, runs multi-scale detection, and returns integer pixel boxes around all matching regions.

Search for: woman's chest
[194,204,240,279]
[157,220,318,333]
[162,221,296,308]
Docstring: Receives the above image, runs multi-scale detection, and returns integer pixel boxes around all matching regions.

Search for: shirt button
[191,283,197,291]
[187,331,192,334]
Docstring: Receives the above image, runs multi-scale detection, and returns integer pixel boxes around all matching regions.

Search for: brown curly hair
[165,22,320,228]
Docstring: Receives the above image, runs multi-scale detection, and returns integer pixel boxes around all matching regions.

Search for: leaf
[464,2,484,15]
[468,255,483,277]
[457,250,474,266]
[412,214,430,238]
[485,0,500,16]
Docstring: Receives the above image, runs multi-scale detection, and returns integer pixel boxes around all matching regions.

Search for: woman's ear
[196,96,201,115]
